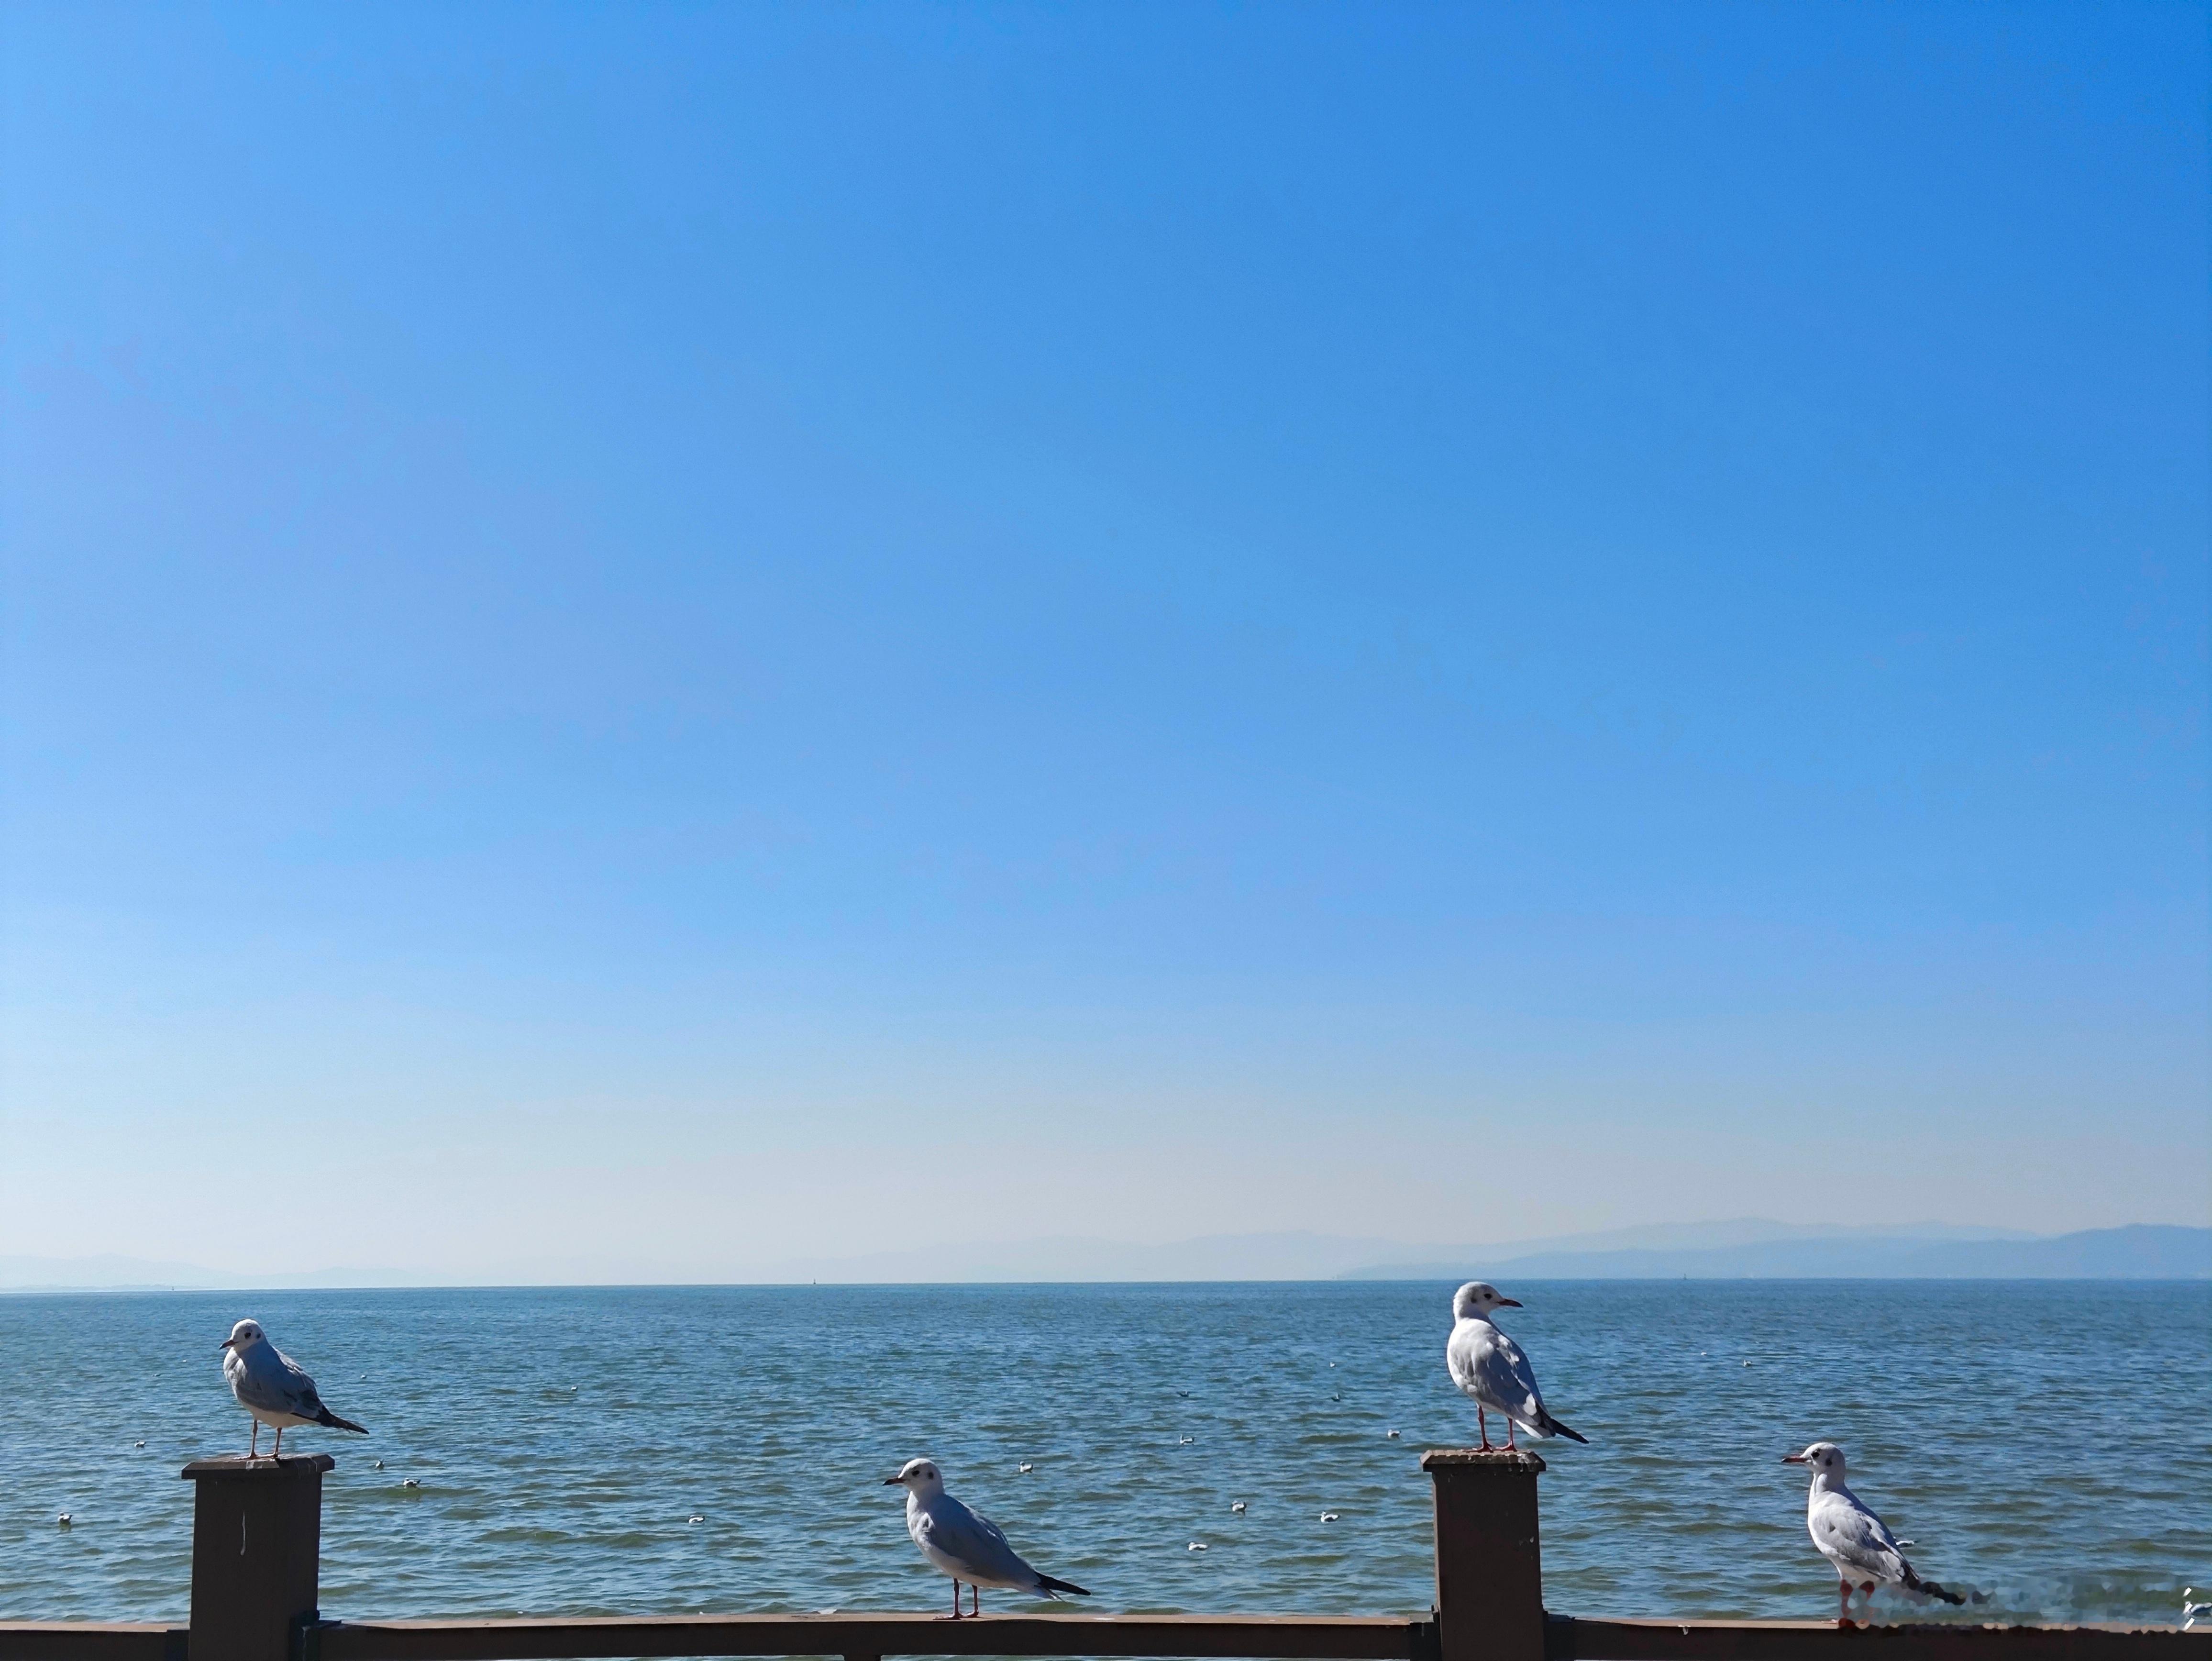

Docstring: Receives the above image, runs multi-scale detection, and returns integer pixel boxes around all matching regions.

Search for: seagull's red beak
[1782,1453,1808,1463]
[218,1339,235,1351]
[1497,1298,1523,1308]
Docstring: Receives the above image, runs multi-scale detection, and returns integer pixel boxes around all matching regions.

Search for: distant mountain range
[1338,1223,2211,1281]
[2,1218,2204,1290]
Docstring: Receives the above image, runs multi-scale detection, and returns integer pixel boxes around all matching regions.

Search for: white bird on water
[885,1459,1090,1618]
[1784,1442,1967,1624]
[219,1320,367,1458]
[1444,1283,1586,1451]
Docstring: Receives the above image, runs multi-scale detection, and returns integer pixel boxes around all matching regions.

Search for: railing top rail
[1547,1615,2204,1660]
[0,1625,185,1661]
[5,1609,2203,1661]
[310,1612,1430,1661]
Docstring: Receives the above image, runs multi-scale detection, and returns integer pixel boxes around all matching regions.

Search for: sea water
[2,1281,2205,1626]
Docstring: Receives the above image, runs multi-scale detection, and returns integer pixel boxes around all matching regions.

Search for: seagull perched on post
[1784,1442,1966,1624]
[1445,1282,1587,1451]
[219,1319,367,1458]
[884,1458,1090,1618]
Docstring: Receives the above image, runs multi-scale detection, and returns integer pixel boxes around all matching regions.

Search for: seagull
[885,1458,1090,1618]
[219,1320,366,1458]
[1230,1501,1246,1513]
[1445,1283,1586,1451]
[1784,1442,1967,1624]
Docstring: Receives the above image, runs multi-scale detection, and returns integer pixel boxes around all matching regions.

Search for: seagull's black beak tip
[883,1477,903,1486]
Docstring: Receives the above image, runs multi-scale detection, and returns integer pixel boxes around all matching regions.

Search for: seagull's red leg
[1838,1581,1851,1626]
[273,1425,284,1458]
[1503,1419,1518,1452]
[1476,1406,1493,1451]
[970,1585,979,1617]
[248,1422,259,1458]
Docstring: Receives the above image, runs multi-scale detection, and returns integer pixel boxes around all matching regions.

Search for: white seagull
[1445,1282,1586,1451]
[219,1319,367,1458]
[885,1458,1090,1618]
[1785,1442,1966,1624]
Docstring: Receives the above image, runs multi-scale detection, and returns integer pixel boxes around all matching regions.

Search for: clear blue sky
[2,3,2205,1278]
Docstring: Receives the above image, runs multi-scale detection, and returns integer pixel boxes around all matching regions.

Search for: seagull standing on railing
[220,1319,367,1458]
[1784,1442,1966,1625]
[1445,1282,1587,1451]
[884,1458,1090,1618]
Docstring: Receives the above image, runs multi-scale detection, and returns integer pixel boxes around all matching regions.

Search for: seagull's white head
[1783,1441,1846,1483]
[1452,1282,1522,1321]
[220,1319,266,1354]
[884,1458,945,1499]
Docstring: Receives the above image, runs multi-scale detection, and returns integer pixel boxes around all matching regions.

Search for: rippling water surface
[2,1282,2205,1627]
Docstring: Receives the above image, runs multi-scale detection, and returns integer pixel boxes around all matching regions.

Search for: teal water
[1,1283,2205,1626]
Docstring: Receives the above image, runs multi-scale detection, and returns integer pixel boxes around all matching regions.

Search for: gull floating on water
[57,1513,71,1527]
[885,1458,1091,1618]
[1230,1501,1246,1513]
[1018,1463,1033,1473]
[220,1320,367,1458]
[1445,1283,1586,1451]
[1785,1443,1967,1624]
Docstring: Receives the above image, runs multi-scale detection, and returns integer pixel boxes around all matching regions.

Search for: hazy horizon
[6,1218,2205,1291]
[3,4,2206,1275]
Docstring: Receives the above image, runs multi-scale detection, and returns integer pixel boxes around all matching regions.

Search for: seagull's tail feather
[1035,1576,1091,1598]
[1901,1567,1966,1606]
[1535,1410,1588,1445]
[315,1407,368,1434]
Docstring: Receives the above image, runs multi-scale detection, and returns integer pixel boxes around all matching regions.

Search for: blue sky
[2,3,2205,1278]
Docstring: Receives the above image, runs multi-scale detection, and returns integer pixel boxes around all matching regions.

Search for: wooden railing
[0,1449,2198,1661]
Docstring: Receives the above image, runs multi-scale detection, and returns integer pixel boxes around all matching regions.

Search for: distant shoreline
[6,1220,2204,1291]
[6,1273,2209,1296]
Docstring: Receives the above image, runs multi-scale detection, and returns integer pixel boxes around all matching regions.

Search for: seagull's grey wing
[1811,1492,1911,1584]
[1476,1330,1549,1425]
[237,1345,327,1418]
[923,1498,1039,1585]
